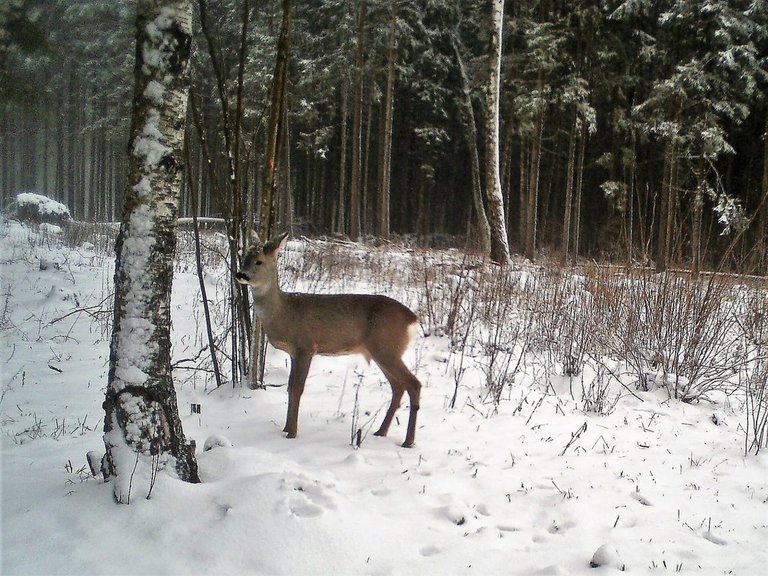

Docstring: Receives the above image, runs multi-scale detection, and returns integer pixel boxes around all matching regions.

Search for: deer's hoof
[373,429,387,437]
[401,440,415,448]
[285,432,297,439]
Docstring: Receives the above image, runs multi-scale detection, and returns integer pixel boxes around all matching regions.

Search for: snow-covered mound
[14,192,71,226]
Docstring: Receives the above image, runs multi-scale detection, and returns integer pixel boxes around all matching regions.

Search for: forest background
[1,0,767,274]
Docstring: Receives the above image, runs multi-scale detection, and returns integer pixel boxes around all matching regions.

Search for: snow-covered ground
[1,217,766,575]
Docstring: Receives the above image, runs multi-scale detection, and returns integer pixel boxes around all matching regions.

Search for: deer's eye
[256,261,263,266]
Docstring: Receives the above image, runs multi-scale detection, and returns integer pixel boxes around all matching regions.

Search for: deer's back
[269,292,417,358]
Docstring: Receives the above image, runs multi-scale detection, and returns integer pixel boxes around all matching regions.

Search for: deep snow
[1,218,766,575]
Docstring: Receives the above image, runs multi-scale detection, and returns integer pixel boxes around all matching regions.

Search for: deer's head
[235,231,288,292]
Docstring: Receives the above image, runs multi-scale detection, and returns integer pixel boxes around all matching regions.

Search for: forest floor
[1,217,766,575]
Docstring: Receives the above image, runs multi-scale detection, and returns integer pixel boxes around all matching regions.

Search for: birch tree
[484,0,511,265]
[102,0,199,503]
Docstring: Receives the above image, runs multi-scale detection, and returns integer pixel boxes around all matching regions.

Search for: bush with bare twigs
[8,220,766,453]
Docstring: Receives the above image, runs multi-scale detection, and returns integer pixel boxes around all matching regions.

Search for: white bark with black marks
[484,0,511,265]
[103,0,198,503]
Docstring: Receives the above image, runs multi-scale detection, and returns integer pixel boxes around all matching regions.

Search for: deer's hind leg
[373,371,405,439]
[373,356,421,447]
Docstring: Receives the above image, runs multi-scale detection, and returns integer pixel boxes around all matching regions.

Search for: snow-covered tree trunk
[484,0,511,265]
[103,0,198,503]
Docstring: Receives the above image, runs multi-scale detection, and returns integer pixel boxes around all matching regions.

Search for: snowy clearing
[1,218,766,575]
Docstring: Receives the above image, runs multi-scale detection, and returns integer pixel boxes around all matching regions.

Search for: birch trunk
[103,0,198,503]
[484,0,511,265]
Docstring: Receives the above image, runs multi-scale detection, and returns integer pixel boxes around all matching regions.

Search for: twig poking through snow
[560,421,588,456]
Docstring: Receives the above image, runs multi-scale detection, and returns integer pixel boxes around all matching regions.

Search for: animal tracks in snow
[630,490,653,506]
[278,475,337,518]
[419,545,441,557]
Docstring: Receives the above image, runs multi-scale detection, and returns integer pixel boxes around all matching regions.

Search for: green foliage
[0,0,766,272]
[0,0,49,105]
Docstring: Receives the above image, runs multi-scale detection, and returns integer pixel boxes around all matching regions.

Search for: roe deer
[235,232,421,447]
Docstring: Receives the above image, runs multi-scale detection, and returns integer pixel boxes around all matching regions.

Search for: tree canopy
[1,0,766,273]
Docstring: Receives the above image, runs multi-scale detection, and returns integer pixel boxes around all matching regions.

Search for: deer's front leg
[284,350,313,439]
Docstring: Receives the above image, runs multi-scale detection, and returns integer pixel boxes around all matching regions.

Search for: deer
[235,232,422,448]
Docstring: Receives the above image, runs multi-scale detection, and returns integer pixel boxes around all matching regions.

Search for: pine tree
[632,0,762,273]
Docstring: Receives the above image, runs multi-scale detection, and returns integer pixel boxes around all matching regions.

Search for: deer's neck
[250,280,284,323]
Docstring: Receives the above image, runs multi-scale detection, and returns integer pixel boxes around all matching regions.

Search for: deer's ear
[249,229,261,246]
[275,232,289,253]
[264,232,289,258]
